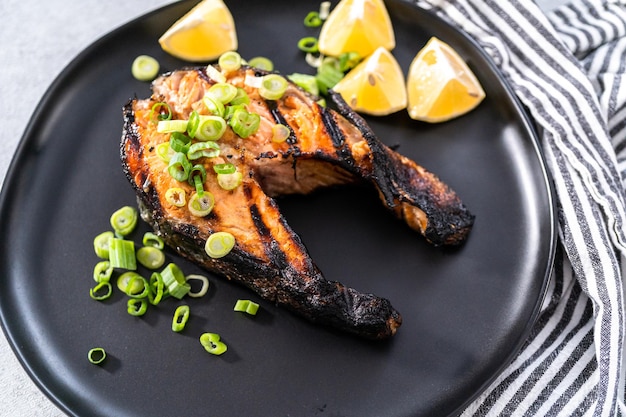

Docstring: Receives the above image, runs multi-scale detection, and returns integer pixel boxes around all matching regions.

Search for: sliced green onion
[161,263,190,299]
[288,73,320,96]
[218,51,242,72]
[208,83,238,104]
[244,73,263,89]
[156,142,175,162]
[186,110,200,138]
[149,102,172,122]
[247,56,274,71]
[172,305,190,332]
[136,246,165,270]
[297,36,319,53]
[148,272,165,305]
[213,163,236,175]
[190,164,207,196]
[223,104,245,121]
[193,171,204,197]
[94,231,114,259]
[338,51,362,72]
[203,94,226,118]
[188,164,207,186]
[195,115,227,141]
[233,299,260,315]
[259,74,288,100]
[168,152,192,182]
[303,11,322,27]
[205,232,235,258]
[142,232,164,249]
[157,119,188,133]
[88,347,107,365]
[206,64,226,83]
[199,333,227,355]
[230,88,250,106]
[127,298,148,316]
[193,175,204,196]
[186,274,210,298]
[116,271,148,298]
[188,191,215,217]
[93,261,113,283]
[217,172,243,190]
[132,55,160,81]
[187,141,220,160]
[316,61,344,94]
[169,132,191,153]
[322,55,341,70]
[305,52,324,68]
[165,187,186,207]
[272,123,291,143]
[319,1,331,19]
[89,281,112,301]
[109,238,136,270]
[110,206,138,236]
[229,108,260,138]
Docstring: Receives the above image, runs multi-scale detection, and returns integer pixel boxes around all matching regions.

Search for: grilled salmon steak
[121,65,474,339]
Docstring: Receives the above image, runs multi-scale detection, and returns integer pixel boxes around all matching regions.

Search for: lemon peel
[406,37,485,123]
[318,0,395,58]
[158,0,237,62]
[332,46,406,116]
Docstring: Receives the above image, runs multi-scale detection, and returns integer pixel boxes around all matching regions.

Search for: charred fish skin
[122,98,401,339]
[136,199,402,340]
[326,90,475,246]
[120,65,472,339]
[252,73,474,246]
[128,159,402,340]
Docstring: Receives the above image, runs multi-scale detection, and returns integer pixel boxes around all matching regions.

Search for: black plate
[0,1,556,416]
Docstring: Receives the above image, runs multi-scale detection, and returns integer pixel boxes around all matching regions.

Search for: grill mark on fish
[121,65,474,339]
[321,105,345,148]
[320,106,358,170]
[266,100,297,145]
[249,203,289,275]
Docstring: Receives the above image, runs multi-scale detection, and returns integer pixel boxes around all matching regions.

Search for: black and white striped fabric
[413,0,626,415]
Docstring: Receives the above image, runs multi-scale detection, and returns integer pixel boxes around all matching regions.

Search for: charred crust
[256,151,279,160]
[328,90,397,207]
[328,90,474,246]
[320,105,359,172]
[122,67,476,340]
[243,182,254,200]
[249,203,270,239]
[120,100,141,176]
[267,100,298,145]
[321,105,346,148]
[248,197,401,339]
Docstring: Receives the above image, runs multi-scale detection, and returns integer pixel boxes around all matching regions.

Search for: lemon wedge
[158,0,237,62]
[406,37,485,123]
[318,0,395,58]
[332,46,406,116]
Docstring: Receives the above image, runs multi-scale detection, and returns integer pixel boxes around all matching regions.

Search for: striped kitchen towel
[414,0,626,415]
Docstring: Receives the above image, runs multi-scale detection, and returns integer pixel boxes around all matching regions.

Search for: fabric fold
[414,0,626,415]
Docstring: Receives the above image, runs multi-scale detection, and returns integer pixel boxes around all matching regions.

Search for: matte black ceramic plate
[0,1,556,416]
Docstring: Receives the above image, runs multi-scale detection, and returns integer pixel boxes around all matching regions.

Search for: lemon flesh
[332,47,407,116]
[407,37,485,123]
[159,0,237,62]
[318,0,395,58]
